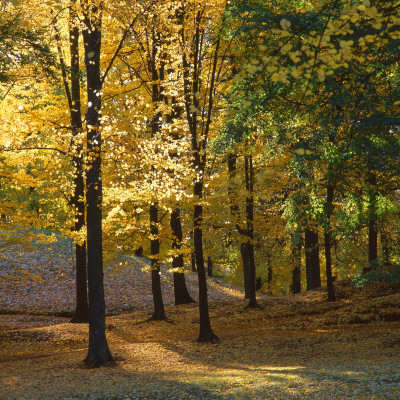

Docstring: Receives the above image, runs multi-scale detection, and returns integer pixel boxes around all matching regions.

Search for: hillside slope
[0,238,246,315]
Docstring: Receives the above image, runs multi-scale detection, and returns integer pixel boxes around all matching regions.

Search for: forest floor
[1,240,400,399]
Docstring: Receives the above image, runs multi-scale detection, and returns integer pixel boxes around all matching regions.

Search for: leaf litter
[0,241,400,399]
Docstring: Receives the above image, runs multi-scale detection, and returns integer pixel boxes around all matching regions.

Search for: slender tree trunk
[381,218,391,268]
[305,225,321,290]
[367,172,378,268]
[324,184,336,302]
[71,240,88,322]
[207,256,213,277]
[368,216,378,266]
[53,1,88,323]
[291,240,302,294]
[149,203,166,320]
[69,0,88,323]
[227,153,250,299]
[267,266,273,284]
[244,155,258,308]
[170,208,194,305]
[147,26,166,320]
[240,243,251,298]
[256,276,262,291]
[191,252,196,272]
[82,1,113,366]
[193,181,218,343]
[180,6,218,343]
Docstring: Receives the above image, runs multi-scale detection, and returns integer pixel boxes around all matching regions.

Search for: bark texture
[170,208,195,305]
[305,225,321,291]
[291,240,302,294]
[69,0,88,323]
[324,184,336,302]
[82,1,113,366]
[149,203,166,320]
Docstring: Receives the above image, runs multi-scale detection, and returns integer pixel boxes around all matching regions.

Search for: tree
[170,208,195,304]
[109,0,195,312]
[226,150,259,307]
[225,0,400,298]
[81,0,113,366]
[177,0,230,342]
[290,234,302,294]
[53,0,89,323]
[305,224,321,290]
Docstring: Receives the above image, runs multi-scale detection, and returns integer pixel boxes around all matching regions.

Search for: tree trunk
[70,242,88,323]
[227,153,250,299]
[367,172,378,268]
[207,256,213,277]
[191,252,196,272]
[291,240,301,294]
[381,219,391,268]
[193,182,219,343]
[170,208,194,305]
[305,225,321,290]
[147,27,166,320]
[69,0,88,324]
[149,203,166,320]
[368,218,378,266]
[244,155,258,308]
[240,243,251,299]
[82,2,113,366]
[180,7,218,343]
[324,184,336,302]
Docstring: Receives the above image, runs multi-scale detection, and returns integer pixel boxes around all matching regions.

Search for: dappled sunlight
[206,277,247,299]
[1,303,400,399]
[2,284,400,399]
[166,362,400,399]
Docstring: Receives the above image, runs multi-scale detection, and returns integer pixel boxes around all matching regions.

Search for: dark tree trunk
[147,27,166,320]
[324,184,336,302]
[170,208,194,305]
[54,0,88,323]
[69,0,88,324]
[191,252,196,272]
[244,155,258,308]
[193,182,219,343]
[240,243,251,298]
[70,242,88,323]
[149,203,167,320]
[173,272,195,305]
[381,219,391,268]
[368,220,378,266]
[82,2,113,366]
[135,246,143,257]
[207,256,213,277]
[305,225,321,290]
[291,240,302,294]
[368,172,378,268]
[227,153,250,299]
[267,266,273,284]
[180,7,218,343]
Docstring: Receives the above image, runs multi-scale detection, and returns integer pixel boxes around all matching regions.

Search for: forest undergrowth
[1,242,400,399]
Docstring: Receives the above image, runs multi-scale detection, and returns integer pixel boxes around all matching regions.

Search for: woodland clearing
[1,242,400,399]
[1,1,400,398]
